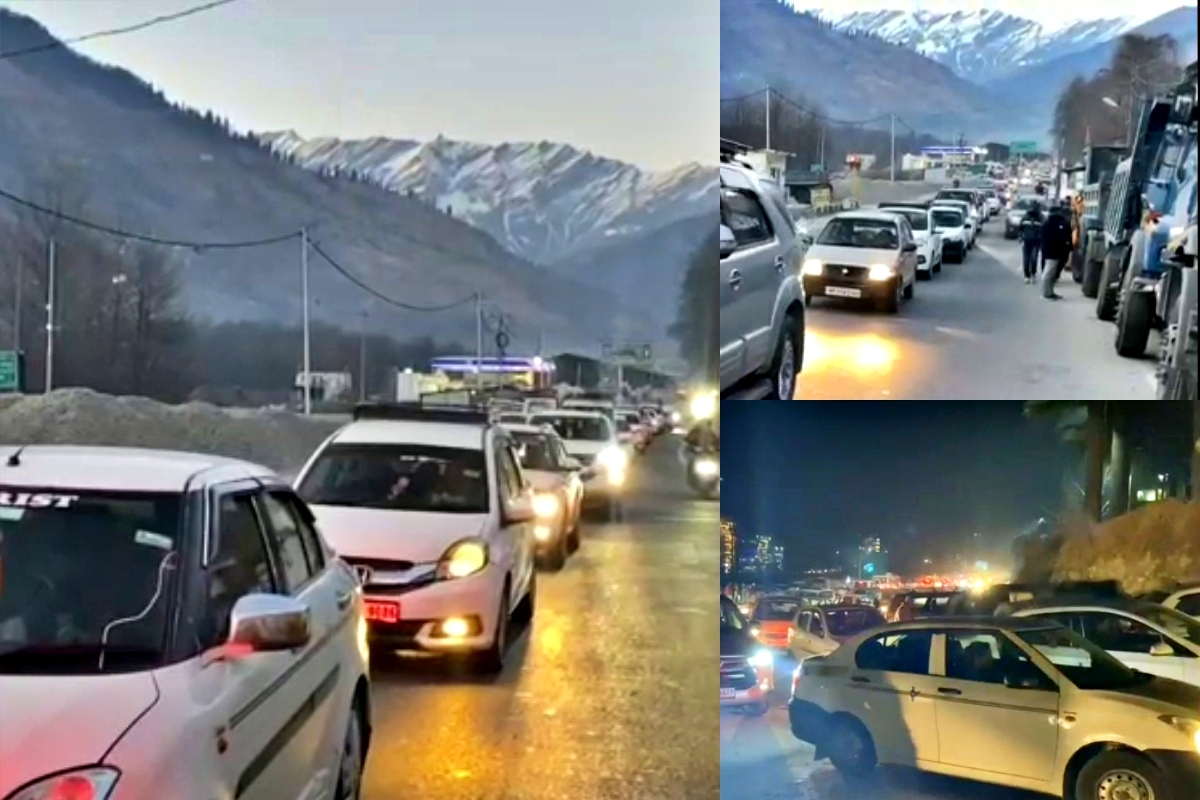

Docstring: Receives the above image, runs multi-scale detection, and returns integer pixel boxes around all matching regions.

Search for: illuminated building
[720,518,737,582]
[738,533,785,583]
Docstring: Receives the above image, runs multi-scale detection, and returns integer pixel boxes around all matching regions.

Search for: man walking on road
[1019,200,1044,283]
[1040,199,1074,300]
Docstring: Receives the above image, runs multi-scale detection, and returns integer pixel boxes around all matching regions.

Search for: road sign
[1010,140,1038,155]
[0,351,22,393]
[604,343,652,364]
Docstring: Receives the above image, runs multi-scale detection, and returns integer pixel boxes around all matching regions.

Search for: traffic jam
[721,575,1200,800]
[0,388,681,800]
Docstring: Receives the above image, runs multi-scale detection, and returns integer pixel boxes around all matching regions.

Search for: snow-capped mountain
[820,8,1135,83]
[259,132,715,265]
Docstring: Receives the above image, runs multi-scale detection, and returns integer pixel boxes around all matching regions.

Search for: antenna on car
[4,446,25,467]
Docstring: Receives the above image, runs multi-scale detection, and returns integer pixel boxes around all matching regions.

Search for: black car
[720,595,773,716]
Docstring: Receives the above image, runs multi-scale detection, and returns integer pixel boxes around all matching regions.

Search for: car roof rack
[352,402,490,425]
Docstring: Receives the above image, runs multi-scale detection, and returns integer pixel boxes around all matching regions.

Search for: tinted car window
[825,607,885,637]
[298,444,489,514]
[945,631,1049,686]
[1077,612,1169,654]
[208,493,276,645]
[854,630,933,675]
[530,415,612,442]
[883,208,928,231]
[258,493,313,592]
[721,596,748,630]
[932,209,963,227]
[1177,594,1200,617]
[721,188,774,247]
[511,432,561,471]
[754,598,802,622]
[817,218,899,249]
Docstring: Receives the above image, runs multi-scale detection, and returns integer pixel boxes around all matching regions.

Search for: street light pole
[474,292,484,390]
[301,228,311,415]
[44,239,57,394]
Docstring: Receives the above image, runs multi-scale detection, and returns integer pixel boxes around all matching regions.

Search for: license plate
[364,600,400,623]
[825,286,862,298]
[720,688,736,699]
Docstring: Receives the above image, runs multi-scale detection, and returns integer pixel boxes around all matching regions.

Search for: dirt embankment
[0,388,341,473]
[1050,499,1200,595]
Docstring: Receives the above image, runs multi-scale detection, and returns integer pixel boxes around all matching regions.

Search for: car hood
[0,671,160,795]
[308,505,489,562]
[523,469,565,493]
[806,245,899,267]
[1097,674,1200,715]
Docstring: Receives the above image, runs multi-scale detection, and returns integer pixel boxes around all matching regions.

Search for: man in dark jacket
[1019,201,1044,282]
[1040,200,1074,299]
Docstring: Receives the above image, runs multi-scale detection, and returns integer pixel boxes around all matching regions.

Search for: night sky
[721,402,1072,576]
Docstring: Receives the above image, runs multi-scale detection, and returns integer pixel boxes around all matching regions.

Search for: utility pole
[12,259,21,352]
[819,125,826,169]
[474,292,484,390]
[890,113,896,183]
[301,228,311,415]
[358,307,369,402]
[765,88,771,151]
[44,239,56,393]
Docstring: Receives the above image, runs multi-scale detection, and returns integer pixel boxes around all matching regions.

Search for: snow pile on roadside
[0,389,341,473]
[1052,499,1200,594]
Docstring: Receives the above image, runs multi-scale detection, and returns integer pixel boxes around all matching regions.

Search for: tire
[1096,249,1125,321]
[1115,289,1154,358]
[827,715,877,779]
[902,275,914,299]
[933,257,942,274]
[470,583,510,675]
[744,702,770,717]
[1075,750,1168,800]
[334,696,366,800]
[877,278,900,314]
[538,529,567,571]
[765,310,802,400]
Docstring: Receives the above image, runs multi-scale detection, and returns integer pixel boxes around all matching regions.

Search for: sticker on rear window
[0,492,80,509]
[134,530,173,551]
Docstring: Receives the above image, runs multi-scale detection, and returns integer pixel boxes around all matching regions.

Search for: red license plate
[364,600,400,623]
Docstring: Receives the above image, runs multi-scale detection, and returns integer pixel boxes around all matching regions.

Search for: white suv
[294,403,538,674]
[528,409,627,520]
[0,445,370,800]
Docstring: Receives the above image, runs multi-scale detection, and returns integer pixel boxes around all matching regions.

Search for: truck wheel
[1096,248,1126,321]
[1115,289,1154,357]
[765,310,802,400]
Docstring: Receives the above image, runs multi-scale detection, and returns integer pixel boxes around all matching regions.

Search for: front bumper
[1146,749,1200,800]
[943,240,965,259]
[363,565,503,653]
[803,272,898,303]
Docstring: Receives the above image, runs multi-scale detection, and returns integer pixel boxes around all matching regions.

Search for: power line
[0,185,300,249]
[0,0,241,61]
[307,239,476,312]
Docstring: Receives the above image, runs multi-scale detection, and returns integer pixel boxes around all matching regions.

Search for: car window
[854,630,933,675]
[810,613,826,637]
[721,596,748,630]
[1138,605,1200,648]
[258,493,314,593]
[945,631,1053,688]
[1077,611,1172,654]
[1176,593,1200,617]
[931,209,963,228]
[297,443,489,514]
[207,493,277,646]
[825,607,885,637]
[817,217,899,249]
[510,432,561,471]
[530,414,612,442]
[795,610,810,629]
[754,598,802,621]
[281,492,327,574]
[495,444,525,502]
[721,188,775,248]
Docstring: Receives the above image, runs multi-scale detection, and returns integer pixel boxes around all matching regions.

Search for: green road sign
[0,351,21,393]
[1010,140,1038,155]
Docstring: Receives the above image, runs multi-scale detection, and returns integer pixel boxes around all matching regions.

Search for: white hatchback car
[295,403,538,674]
[0,445,370,800]
[528,409,627,519]
[1011,601,1200,688]
[789,617,1200,800]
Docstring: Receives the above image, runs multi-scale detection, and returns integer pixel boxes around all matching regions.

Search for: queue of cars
[0,391,664,800]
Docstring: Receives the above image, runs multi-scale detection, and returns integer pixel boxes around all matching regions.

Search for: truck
[1078,144,1128,296]
[1108,82,1197,360]
[1155,213,1197,399]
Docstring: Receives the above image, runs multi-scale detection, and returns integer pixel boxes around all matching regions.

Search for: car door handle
[850,676,871,684]
[774,255,785,272]
[728,269,742,289]
[937,687,962,696]
[336,590,353,611]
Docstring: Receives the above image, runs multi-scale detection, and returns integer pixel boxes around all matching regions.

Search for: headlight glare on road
[748,648,773,669]
[802,259,823,276]
[437,538,489,579]
[7,768,120,800]
[532,493,559,519]
[868,264,895,281]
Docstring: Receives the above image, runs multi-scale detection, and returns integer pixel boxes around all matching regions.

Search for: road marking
[720,713,744,744]
[933,326,978,339]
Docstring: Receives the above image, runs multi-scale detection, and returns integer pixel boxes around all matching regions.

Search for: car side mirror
[800,233,815,247]
[228,594,312,654]
[1149,641,1174,657]
[902,242,917,252]
[504,494,535,525]
[719,224,737,259]
[561,456,582,471]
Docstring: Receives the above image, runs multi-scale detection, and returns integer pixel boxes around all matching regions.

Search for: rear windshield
[297,444,488,513]
[754,598,803,621]
[932,209,963,227]
[882,208,928,230]
[0,488,182,674]
[510,432,560,471]
[530,415,611,442]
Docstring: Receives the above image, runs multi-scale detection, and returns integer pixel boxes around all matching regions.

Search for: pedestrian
[1040,199,1074,300]
[1019,200,1044,283]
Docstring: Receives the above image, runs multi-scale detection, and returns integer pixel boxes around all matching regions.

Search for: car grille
[720,656,758,690]
[823,264,869,283]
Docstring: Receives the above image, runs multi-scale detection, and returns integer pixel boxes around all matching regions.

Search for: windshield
[816,218,899,249]
[826,607,886,636]
[297,444,489,513]
[882,208,928,230]
[1140,605,1200,647]
[1012,198,1034,212]
[932,210,963,228]
[511,432,561,472]
[938,191,975,204]
[531,415,612,442]
[1014,625,1152,691]
[0,488,182,674]
[754,598,802,621]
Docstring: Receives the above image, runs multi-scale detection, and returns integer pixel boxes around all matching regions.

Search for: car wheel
[1076,751,1167,800]
[766,311,801,400]
[743,702,770,717]
[827,715,877,778]
[334,696,365,800]
[933,257,941,274]
[902,275,914,299]
[471,584,510,675]
[877,278,900,314]
[538,530,567,571]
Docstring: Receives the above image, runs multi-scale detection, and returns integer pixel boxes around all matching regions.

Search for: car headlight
[690,391,717,421]
[532,492,559,518]
[802,259,823,276]
[597,446,627,472]
[748,649,773,669]
[867,264,895,281]
[1159,715,1200,753]
[436,538,489,580]
[6,768,120,800]
[694,458,719,476]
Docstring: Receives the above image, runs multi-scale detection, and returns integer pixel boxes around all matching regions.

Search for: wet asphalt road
[796,209,1158,400]
[720,653,1041,800]
[361,437,719,800]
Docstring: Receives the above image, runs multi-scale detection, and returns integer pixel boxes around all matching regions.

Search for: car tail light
[8,768,119,800]
[791,664,802,696]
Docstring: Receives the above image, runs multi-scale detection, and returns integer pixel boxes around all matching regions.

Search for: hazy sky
[788,0,1197,29]
[0,0,717,170]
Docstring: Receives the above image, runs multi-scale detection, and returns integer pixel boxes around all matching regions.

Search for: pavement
[795,209,1159,399]
[360,437,719,800]
[720,653,1043,800]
